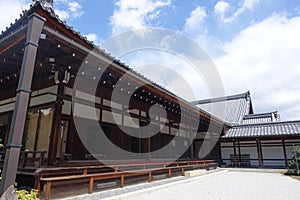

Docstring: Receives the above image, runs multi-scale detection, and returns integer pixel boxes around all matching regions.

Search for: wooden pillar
[260,140,264,167]
[238,140,241,166]
[48,83,64,165]
[147,137,151,160]
[0,13,45,195]
[189,127,194,159]
[138,110,141,158]
[100,98,103,123]
[169,120,172,158]
[33,110,43,157]
[256,139,262,167]
[121,105,124,126]
[3,114,12,152]
[282,139,288,167]
[233,140,237,167]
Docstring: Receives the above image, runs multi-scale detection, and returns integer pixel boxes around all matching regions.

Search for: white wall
[0,86,57,114]
[221,140,291,167]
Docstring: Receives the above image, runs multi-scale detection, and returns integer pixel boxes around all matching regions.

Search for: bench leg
[148,171,152,182]
[36,176,41,196]
[83,169,88,175]
[120,174,125,188]
[89,177,94,194]
[167,169,171,178]
[45,182,51,200]
[181,167,185,176]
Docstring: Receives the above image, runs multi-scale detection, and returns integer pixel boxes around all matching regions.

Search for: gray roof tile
[241,111,280,125]
[191,92,253,125]
[223,121,300,138]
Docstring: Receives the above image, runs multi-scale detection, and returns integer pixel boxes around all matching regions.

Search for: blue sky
[1,0,300,121]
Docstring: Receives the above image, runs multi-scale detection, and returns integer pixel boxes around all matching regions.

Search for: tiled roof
[191,92,253,125]
[0,1,227,125]
[223,121,300,138]
[0,2,178,102]
[241,111,280,125]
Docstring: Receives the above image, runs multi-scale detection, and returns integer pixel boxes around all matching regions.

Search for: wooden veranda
[0,1,226,196]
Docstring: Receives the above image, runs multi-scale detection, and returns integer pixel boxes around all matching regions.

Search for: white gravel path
[123,171,300,200]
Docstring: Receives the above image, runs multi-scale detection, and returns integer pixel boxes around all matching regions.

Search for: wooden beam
[0,13,45,195]
[0,35,25,55]
[259,140,264,167]
[48,83,64,165]
[238,140,241,166]
[256,139,262,167]
[147,137,151,160]
[233,140,237,167]
[189,126,194,159]
[282,139,288,167]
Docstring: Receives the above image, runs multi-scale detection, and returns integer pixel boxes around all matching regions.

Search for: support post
[233,140,237,167]
[189,127,194,159]
[282,139,288,167]
[0,13,45,195]
[48,83,64,165]
[256,139,262,167]
[169,121,172,158]
[138,110,141,158]
[238,140,241,166]
[147,137,151,160]
[259,140,264,167]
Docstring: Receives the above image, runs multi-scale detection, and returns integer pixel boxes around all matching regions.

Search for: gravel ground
[123,171,300,200]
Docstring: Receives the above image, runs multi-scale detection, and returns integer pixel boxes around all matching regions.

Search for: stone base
[184,169,206,177]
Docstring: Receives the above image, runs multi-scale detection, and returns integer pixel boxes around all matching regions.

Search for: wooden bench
[35,165,115,195]
[230,154,250,167]
[40,162,218,200]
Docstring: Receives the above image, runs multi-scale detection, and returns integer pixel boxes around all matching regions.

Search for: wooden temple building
[0,0,225,165]
[0,1,223,197]
[0,0,299,198]
[192,92,300,167]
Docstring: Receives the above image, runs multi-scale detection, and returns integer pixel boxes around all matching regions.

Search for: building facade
[0,2,225,169]
[192,92,300,167]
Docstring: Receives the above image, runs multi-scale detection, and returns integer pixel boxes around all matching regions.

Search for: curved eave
[0,2,226,127]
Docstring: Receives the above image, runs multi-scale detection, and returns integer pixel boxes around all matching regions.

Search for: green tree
[288,145,300,175]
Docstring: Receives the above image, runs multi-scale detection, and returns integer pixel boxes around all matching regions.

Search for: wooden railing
[0,150,46,168]
[37,160,218,200]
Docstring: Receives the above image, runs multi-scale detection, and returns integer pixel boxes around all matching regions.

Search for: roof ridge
[190,91,250,105]
[231,120,300,128]
[244,111,278,117]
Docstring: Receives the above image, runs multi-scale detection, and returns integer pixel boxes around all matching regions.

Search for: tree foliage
[288,145,300,175]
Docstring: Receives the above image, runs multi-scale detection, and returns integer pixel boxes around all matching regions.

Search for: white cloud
[214,1,230,21]
[184,6,207,31]
[0,0,31,32]
[54,0,83,21]
[214,13,300,120]
[67,1,83,18]
[84,33,101,45]
[0,0,84,30]
[110,0,171,35]
[122,50,210,101]
[54,10,70,20]
[216,0,260,23]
